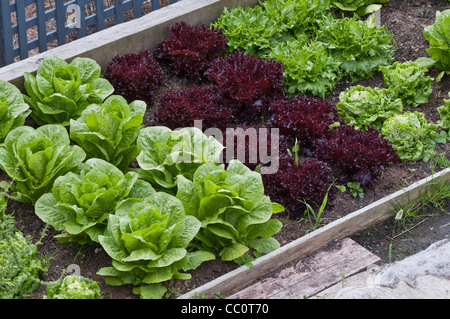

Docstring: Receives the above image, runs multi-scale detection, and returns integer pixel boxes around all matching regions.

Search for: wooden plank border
[179,167,450,299]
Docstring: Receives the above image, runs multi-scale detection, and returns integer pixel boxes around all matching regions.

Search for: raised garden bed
[0,0,449,300]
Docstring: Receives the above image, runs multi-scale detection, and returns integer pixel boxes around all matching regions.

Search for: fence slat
[36,0,47,53]
[151,0,160,10]
[76,0,86,38]
[94,0,105,31]
[115,0,124,25]
[15,0,29,60]
[133,0,143,18]
[55,0,66,46]
[0,0,179,68]
[0,0,14,65]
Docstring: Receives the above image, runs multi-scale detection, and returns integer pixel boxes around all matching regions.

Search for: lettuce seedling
[23,56,114,126]
[97,192,213,299]
[35,158,155,244]
[136,126,224,190]
[380,61,433,108]
[176,160,284,262]
[0,80,31,144]
[337,85,403,131]
[0,125,86,204]
[70,95,146,170]
[381,111,438,162]
[45,275,102,299]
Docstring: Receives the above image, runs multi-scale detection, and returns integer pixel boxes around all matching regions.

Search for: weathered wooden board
[228,238,380,299]
[179,168,450,299]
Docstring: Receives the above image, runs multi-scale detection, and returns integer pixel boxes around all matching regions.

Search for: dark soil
[2,0,449,299]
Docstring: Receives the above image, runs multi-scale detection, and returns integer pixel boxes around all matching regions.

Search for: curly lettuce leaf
[0,196,47,299]
[45,275,102,299]
[269,38,341,98]
[381,111,438,162]
[317,14,395,82]
[337,85,403,130]
[380,61,433,108]
[211,5,282,57]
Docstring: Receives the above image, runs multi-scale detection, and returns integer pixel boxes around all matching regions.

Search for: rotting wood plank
[178,167,450,299]
[228,238,381,299]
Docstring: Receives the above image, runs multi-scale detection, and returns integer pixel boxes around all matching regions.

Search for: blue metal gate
[0,0,179,67]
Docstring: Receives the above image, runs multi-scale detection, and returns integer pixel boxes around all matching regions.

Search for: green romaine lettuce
[97,192,213,299]
[176,160,284,262]
[44,275,102,299]
[0,125,86,204]
[23,56,114,126]
[35,158,155,244]
[70,95,146,170]
[136,126,224,190]
[0,80,31,144]
[423,10,450,75]
[337,85,403,131]
[379,61,433,108]
[381,111,438,162]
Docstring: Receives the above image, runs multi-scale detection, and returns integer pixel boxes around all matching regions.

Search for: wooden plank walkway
[228,238,381,299]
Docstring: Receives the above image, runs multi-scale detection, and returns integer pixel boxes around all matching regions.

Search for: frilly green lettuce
[380,61,433,108]
[337,85,403,131]
[381,111,438,162]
